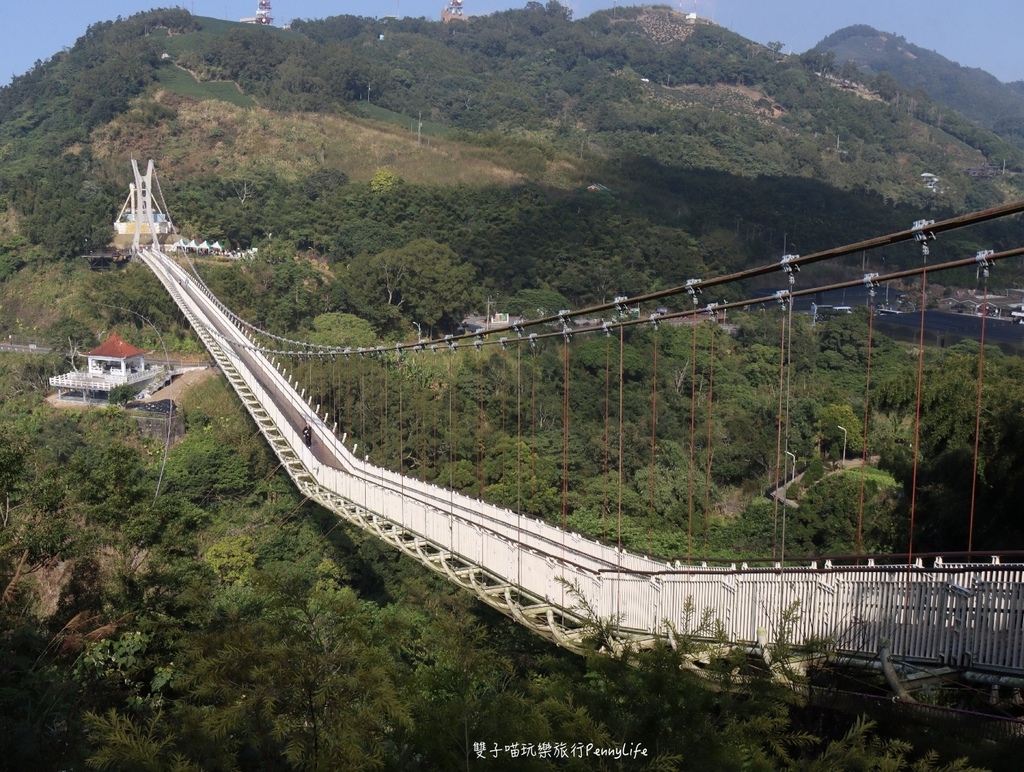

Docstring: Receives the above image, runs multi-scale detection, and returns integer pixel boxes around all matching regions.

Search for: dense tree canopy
[0,347,997,769]
[0,7,1021,767]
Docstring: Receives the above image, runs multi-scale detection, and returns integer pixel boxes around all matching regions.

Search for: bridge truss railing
[139,247,1024,677]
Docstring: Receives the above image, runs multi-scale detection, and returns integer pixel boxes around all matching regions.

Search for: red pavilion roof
[86,333,147,359]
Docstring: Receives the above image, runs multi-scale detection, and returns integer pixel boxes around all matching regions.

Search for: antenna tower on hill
[255,0,273,25]
[442,0,466,23]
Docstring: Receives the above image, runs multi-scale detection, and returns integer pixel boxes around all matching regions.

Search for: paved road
[876,310,1024,348]
[0,342,50,354]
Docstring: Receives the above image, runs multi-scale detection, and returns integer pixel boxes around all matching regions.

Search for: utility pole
[838,425,848,466]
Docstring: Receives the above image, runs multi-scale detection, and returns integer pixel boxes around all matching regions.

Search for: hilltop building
[242,0,273,25]
[442,0,466,22]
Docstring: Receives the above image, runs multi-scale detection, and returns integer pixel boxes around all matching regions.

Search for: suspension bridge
[124,160,1024,694]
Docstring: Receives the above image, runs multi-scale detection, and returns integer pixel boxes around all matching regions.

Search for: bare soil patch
[143,366,217,402]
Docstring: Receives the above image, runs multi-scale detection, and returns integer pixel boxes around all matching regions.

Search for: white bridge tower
[113,159,174,252]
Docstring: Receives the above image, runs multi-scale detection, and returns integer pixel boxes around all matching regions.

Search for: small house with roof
[49,333,165,403]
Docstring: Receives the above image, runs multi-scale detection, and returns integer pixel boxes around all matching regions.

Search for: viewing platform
[49,333,165,403]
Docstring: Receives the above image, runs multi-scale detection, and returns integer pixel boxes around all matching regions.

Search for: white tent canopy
[169,238,230,253]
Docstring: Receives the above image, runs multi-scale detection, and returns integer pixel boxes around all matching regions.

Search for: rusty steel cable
[773,311,787,562]
[688,318,698,563]
[969,262,991,553]
[703,323,716,561]
[857,284,876,556]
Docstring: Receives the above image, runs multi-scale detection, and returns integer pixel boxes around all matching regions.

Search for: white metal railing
[140,248,1024,676]
[49,366,164,390]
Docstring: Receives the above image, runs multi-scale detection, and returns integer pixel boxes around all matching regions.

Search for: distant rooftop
[87,333,146,359]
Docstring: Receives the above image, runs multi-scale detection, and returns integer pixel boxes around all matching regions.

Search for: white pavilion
[49,333,165,403]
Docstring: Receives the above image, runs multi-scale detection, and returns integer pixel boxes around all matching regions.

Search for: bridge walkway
[133,242,1024,684]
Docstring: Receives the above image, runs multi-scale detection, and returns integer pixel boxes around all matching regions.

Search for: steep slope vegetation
[1,5,1023,299]
[816,24,1024,147]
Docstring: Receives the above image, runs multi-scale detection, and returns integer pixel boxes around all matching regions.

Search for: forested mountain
[2,6,1023,292]
[1,6,1023,768]
[815,24,1024,147]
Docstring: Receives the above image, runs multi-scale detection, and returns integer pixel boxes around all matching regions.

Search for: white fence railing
[140,248,1024,676]
[49,367,164,391]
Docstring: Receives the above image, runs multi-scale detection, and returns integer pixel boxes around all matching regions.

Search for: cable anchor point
[780,255,800,294]
[686,278,703,306]
[912,219,936,258]
[863,272,879,301]
[975,249,994,278]
[557,310,573,341]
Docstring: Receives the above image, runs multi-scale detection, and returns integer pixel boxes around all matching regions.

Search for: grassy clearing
[93,97,579,190]
[837,464,899,488]
[160,16,302,59]
[155,66,255,108]
[352,103,448,138]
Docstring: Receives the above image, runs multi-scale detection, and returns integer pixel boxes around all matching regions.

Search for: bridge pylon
[114,159,174,252]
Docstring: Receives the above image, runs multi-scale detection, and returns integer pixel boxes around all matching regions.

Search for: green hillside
[1,8,1023,769]
[154,64,256,107]
[2,5,1023,284]
[816,24,1024,147]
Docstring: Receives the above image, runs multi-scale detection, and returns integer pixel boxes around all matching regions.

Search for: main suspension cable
[168,201,1024,362]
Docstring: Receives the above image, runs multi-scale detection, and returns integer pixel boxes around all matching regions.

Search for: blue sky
[5,1,1022,86]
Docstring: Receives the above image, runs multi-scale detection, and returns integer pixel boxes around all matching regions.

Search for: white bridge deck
[138,246,1024,679]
